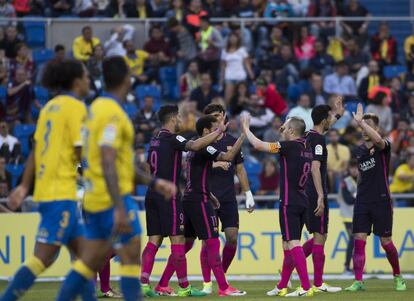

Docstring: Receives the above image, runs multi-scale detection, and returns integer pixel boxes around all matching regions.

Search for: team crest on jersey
[176,135,186,143]
[315,144,323,155]
[207,146,217,155]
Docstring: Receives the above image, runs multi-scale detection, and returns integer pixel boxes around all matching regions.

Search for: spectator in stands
[54,44,66,62]
[241,93,275,138]
[165,0,185,22]
[366,91,392,134]
[8,43,34,81]
[124,40,149,86]
[340,0,369,45]
[0,121,21,163]
[72,26,101,62]
[220,32,254,105]
[309,39,334,75]
[358,60,384,101]
[167,17,198,81]
[0,156,11,197]
[87,44,104,91]
[94,0,110,16]
[390,77,405,114]
[144,25,172,80]
[121,0,153,18]
[184,0,208,37]
[257,158,279,208]
[4,26,23,59]
[75,0,96,17]
[189,72,219,113]
[271,43,299,94]
[344,37,370,77]
[6,67,35,124]
[134,96,159,143]
[237,0,255,19]
[404,26,414,69]
[104,24,134,57]
[327,128,351,192]
[0,63,8,86]
[178,100,197,137]
[288,0,310,16]
[263,115,282,142]
[0,0,16,17]
[402,93,414,125]
[230,81,250,116]
[308,72,329,106]
[338,159,358,275]
[264,0,293,18]
[294,25,316,69]
[149,0,168,17]
[49,0,75,17]
[287,93,313,130]
[13,0,31,16]
[307,0,336,42]
[179,60,201,98]
[370,22,397,66]
[197,15,224,84]
[390,153,414,194]
[252,0,266,16]
[323,60,357,97]
[389,118,413,165]
[256,76,288,116]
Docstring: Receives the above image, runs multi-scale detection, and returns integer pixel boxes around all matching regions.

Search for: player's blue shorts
[36,200,84,246]
[83,195,142,248]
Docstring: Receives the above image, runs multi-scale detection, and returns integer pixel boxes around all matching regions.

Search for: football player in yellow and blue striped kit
[56,56,176,301]
[0,60,95,301]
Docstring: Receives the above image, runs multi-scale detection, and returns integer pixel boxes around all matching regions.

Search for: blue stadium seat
[287,84,302,103]
[0,86,6,105]
[383,65,407,79]
[32,49,54,66]
[34,86,49,104]
[244,155,262,193]
[13,124,36,158]
[122,102,138,119]
[159,67,178,100]
[22,19,46,48]
[6,164,24,188]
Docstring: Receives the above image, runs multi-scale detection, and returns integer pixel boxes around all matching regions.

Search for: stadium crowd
[0,0,414,207]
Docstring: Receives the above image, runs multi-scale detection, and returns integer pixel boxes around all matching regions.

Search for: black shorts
[279,205,307,241]
[217,201,239,231]
[306,195,329,234]
[183,201,219,240]
[145,197,184,237]
[353,200,393,237]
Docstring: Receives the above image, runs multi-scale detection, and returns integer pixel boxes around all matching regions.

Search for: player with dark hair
[55,56,176,301]
[182,115,246,296]
[345,105,407,292]
[140,103,228,297]
[241,113,314,297]
[0,60,94,301]
[197,103,255,294]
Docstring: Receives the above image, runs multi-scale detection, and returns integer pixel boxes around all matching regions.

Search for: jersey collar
[101,91,122,104]
[61,91,81,100]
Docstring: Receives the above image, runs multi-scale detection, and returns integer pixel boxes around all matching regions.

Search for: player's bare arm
[353,103,386,150]
[101,145,131,235]
[185,117,228,151]
[328,96,345,128]
[216,133,246,162]
[213,161,231,170]
[241,113,281,154]
[311,160,325,217]
[8,150,35,210]
[236,163,255,213]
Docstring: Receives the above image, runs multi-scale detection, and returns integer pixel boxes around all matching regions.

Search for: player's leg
[0,242,59,301]
[141,235,162,284]
[200,240,212,291]
[97,252,122,298]
[344,222,354,274]
[221,201,240,273]
[312,232,327,288]
[267,241,291,297]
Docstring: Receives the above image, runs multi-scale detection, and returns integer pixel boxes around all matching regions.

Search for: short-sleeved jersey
[183,145,220,203]
[210,133,244,202]
[279,139,313,207]
[356,140,391,203]
[33,95,87,202]
[305,129,328,198]
[83,96,135,212]
[145,129,188,200]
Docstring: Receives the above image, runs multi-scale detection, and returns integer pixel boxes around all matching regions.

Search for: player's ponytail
[41,59,84,92]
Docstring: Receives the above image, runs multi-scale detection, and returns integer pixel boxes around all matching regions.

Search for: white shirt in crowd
[0,134,18,152]
[287,106,313,131]
[241,108,275,128]
[323,72,357,96]
[104,24,135,57]
[221,47,248,82]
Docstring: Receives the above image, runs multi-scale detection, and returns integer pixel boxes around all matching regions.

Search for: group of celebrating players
[0,55,407,301]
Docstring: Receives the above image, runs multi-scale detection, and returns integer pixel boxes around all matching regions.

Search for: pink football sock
[141,242,158,284]
[382,241,401,276]
[222,243,237,273]
[206,238,229,291]
[312,244,325,287]
[171,244,189,288]
[200,243,211,283]
[303,238,314,258]
[277,249,295,289]
[353,239,366,281]
[291,246,311,291]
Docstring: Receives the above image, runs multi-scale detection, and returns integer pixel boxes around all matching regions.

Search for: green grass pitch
[1,280,413,300]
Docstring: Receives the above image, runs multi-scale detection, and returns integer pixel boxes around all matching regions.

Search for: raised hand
[240,113,251,133]
[154,178,177,200]
[352,103,364,124]
[334,96,345,117]
[218,113,228,133]
[8,185,28,211]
